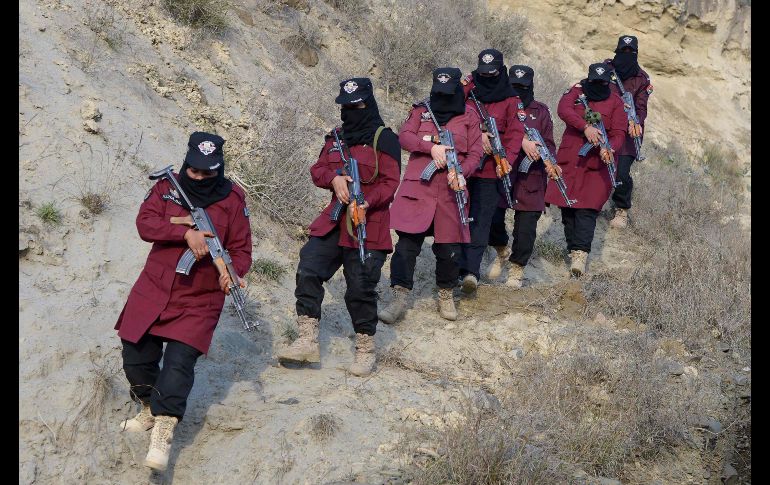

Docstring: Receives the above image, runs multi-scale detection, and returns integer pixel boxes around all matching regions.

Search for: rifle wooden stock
[170,215,195,226]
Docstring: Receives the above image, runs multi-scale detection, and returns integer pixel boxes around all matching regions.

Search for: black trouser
[560,207,599,253]
[121,335,202,420]
[459,177,500,279]
[611,155,635,209]
[295,228,386,336]
[488,206,508,247]
[390,226,460,290]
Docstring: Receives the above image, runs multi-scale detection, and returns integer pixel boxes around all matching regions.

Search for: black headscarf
[580,79,611,102]
[178,161,232,209]
[429,84,466,126]
[511,84,534,108]
[612,52,640,80]
[340,96,385,147]
[472,68,516,103]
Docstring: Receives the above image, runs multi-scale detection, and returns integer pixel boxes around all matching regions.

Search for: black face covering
[511,84,534,108]
[612,52,640,80]
[341,97,385,147]
[429,84,466,126]
[178,162,233,209]
[471,68,515,103]
[580,79,611,102]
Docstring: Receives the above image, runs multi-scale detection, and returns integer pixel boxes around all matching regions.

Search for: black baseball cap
[477,48,504,74]
[509,65,534,86]
[587,62,612,82]
[334,77,374,104]
[431,67,462,94]
[184,131,225,170]
[615,35,639,53]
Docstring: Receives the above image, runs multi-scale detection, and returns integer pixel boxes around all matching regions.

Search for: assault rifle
[328,128,369,264]
[519,122,576,207]
[576,94,621,188]
[468,90,514,207]
[610,70,645,161]
[149,165,256,331]
[418,100,472,228]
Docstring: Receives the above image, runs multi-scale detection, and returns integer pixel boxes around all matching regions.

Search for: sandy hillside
[19,0,750,484]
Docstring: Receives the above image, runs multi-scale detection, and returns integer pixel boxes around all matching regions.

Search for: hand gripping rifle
[610,70,645,161]
[418,100,472,228]
[576,95,621,188]
[519,122,577,207]
[149,165,256,331]
[468,90,515,207]
[328,128,369,264]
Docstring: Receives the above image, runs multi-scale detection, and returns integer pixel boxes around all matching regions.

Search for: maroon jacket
[115,176,253,354]
[604,59,652,158]
[462,77,525,179]
[307,133,401,251]
[390,102,483,243]
[500,99,556,212]
[544,84,626,211]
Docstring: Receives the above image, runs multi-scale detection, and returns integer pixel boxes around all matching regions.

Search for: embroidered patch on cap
[595,67,605,75]
[437,73,451,83]
[343,80,358,93]
[198,140,216,155]
[482,53,494,64]
[623,36,633,44]
[514,69,525,78]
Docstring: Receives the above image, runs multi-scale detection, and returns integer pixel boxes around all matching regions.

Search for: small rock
[593,312,608,325]
[80,100,102,121]
[683,366,698,377]
[597,478,622,485]
[260,89,268,96]
[732,374,749,386]
[277,397,299,405]
[722,463,738,485]
[444,324,456,330]
[83,119,100,134]
[658,359,684,376]
[38,26,46,32]
[703,417,722,434]
[718,342,731,353]
[509,348,525,360]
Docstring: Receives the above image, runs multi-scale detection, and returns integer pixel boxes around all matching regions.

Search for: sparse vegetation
[252,258,287,281]
[36,202,62,225]
[161,0,229,34]
[534,239,563,264]
[700,142,746,193]
[308,413,340,442]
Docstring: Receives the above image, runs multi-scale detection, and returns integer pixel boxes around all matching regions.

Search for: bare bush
[481,13,528,61]
[161,0,229,35]
[411,330,706,483]
[308,413,340,442]
[700,142,747,194]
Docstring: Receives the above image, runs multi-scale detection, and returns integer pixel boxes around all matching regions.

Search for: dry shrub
[367,1,487,101]
[699,142,746,194]
[308,413,340,442]
[481,12,528,61]
[161,0,229,35]
[412,330,706,483]
[65,351,121,445]
[229,81,333,230]
[583,152,750,354]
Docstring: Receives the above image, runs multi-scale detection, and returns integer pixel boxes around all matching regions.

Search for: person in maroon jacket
[486,65,561,287]
[378,67,483,324]
[544,63,626,276]
[115,132,253,471]
[604,35,653,228]
[277,78,401,377]
[457,49,529,294]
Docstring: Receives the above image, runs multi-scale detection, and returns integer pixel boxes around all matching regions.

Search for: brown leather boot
[377,286,409,325]
[437,288,458,320]
[348,333,376,377]
[144,415,178,471]
[486,245,511,280]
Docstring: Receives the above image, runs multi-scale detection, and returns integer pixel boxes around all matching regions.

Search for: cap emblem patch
[343,80,358,93]
[198,141,216,155]
[482,54,494,64]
